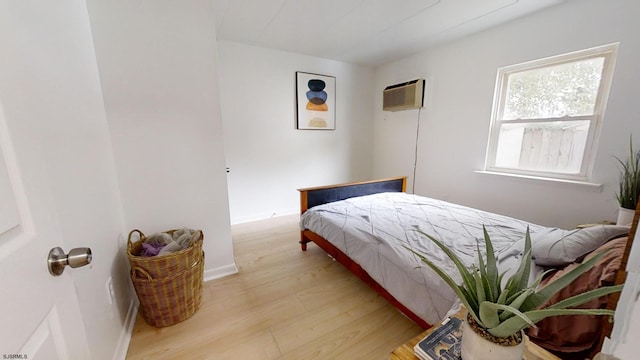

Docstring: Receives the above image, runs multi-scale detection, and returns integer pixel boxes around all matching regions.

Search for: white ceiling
[212,0,565,67]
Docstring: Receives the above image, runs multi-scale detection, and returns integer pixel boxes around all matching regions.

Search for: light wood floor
[125,214,423,359]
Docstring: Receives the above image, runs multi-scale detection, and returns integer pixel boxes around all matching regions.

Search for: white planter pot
[617,207,635,226]
[460,318,524,360]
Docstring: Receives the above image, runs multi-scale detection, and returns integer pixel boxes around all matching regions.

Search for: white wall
[217,42,375,223]
[374,0,640,228]
[87,0,237,280]
[0,1,132,359]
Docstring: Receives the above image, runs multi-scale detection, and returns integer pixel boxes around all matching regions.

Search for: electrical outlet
[106,277,115,305]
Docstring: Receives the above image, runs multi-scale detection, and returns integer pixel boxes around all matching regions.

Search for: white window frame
[485,43,619,182]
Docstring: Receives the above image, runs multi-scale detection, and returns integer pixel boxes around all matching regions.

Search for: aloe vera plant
[615,136,640,210]
[406,227,623,339]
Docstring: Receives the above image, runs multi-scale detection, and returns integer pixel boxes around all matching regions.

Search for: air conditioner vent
[383,79,425,112]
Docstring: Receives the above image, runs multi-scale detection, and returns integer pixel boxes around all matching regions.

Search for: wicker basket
[127,229,204,327]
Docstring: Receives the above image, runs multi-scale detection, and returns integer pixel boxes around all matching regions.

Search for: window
[485,43,618,181]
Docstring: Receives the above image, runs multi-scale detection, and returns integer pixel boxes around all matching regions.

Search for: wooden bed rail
[301,229,431,329]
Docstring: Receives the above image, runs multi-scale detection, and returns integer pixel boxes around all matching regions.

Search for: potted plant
[615,136,640,225]
[406,227,623,360]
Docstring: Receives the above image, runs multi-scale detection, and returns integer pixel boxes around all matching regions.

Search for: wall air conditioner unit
[383,79,425,112]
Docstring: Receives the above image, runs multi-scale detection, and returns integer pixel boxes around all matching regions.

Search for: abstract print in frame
[296,72,336,130]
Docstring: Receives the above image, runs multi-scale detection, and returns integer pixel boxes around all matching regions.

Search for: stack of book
[413,317,463,360]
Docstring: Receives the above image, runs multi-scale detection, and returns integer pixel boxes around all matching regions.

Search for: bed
[298,176,635,354]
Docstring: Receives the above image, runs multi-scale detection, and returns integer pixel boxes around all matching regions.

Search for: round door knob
[48,247,92,276]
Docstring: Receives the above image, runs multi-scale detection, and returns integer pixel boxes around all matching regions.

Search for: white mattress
[299,192,550,325]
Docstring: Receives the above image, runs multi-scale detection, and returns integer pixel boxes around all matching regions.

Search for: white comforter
[300,192,550,325]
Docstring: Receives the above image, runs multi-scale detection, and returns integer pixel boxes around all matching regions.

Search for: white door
[0,102,90,359]
[0,2,90,359]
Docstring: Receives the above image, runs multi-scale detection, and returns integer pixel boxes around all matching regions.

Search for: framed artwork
[295,71,336,130]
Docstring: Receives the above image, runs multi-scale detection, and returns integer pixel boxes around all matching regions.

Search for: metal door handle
[48,247,92,276]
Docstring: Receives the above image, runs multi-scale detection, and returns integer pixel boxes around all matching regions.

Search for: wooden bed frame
[297,176,431,328]
[594,201,640,355]
[298,176,639,347]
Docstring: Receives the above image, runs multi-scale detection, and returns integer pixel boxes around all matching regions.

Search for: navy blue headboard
[299,177,407,213]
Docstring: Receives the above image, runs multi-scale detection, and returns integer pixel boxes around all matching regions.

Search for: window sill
[475,170,603,192]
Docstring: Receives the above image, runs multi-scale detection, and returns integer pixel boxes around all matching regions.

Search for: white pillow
[531,225,629,267]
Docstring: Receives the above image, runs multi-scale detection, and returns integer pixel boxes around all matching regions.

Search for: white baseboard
[204,262,238,281]
[230,209,298,225]
[113,298,139,360]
